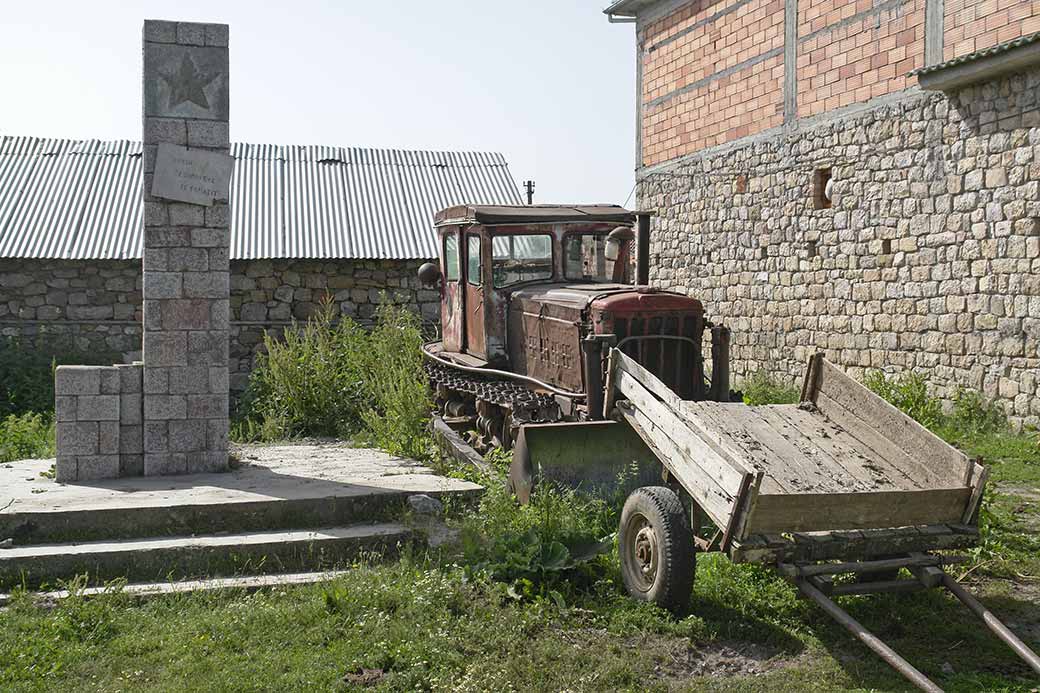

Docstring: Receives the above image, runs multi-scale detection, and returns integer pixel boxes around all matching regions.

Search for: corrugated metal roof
[0,135,522,260]
[909,31,1040,76]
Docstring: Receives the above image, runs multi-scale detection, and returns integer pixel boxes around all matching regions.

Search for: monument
[55,20,233,481]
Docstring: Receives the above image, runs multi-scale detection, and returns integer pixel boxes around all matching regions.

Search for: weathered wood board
[742,487,972,534]
[610,351,756,533]
[731,523,979,563]
[806,357,972,485]
[607,349,980,548]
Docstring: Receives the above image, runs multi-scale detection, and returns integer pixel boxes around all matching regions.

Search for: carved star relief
[159,53,218,110]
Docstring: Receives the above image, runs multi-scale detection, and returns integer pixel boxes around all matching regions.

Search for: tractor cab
[420,205,643,366]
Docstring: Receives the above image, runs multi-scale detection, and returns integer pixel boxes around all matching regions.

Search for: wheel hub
[630,518,659,590]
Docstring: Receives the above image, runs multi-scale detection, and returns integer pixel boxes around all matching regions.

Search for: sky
[0,1,638,206]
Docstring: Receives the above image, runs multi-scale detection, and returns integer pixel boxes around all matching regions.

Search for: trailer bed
[605,350,987,563]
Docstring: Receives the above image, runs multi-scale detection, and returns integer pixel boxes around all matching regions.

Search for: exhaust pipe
[710,325,731,402]
[636,212,651,286]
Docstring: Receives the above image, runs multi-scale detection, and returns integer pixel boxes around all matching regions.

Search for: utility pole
[523,180,535,205]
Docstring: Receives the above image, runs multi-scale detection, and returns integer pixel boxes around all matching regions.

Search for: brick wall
[637,0,1040,167]
[944,0,1040,62]
[797,0,925,117]
[640,0,785,167]
[638,65,1040,426]
[0,257,436,395]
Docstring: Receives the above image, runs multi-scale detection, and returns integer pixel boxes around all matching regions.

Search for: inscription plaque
[152,143,234,207]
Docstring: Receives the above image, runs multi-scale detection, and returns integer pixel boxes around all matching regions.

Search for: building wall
[797,0,925,118]
[639,66,1040,425]
[640,0,786,166]
[944,0,1040,62]
[0,258,437,394]
[638,0,1040,167]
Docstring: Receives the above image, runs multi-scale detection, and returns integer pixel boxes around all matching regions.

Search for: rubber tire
[618,486,696,614]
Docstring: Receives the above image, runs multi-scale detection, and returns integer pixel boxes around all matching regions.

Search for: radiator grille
[614,312,704,399]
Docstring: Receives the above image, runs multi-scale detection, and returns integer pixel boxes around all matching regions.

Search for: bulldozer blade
[509,420,661,504]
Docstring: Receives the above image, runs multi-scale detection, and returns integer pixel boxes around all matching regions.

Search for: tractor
[418,204,735,490]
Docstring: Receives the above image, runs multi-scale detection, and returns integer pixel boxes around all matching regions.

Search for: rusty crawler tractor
[418,204,735,455]
[420,205,1040,691]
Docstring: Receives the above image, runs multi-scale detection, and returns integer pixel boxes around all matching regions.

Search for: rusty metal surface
[440,230,464,352]
[593,302,705,400]
[507,295,585,392]
[464,231,487,359]
[510,283,636,309]
[510,421,662,503]
[429,210,711,435]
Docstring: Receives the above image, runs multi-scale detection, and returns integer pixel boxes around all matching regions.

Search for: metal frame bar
[795,578,942,693]
[786,554,1040,692]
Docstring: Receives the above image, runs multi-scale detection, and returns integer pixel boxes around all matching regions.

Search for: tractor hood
[509,283,703,315]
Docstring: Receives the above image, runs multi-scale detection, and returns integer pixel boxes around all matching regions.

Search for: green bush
[460,475,616,600]
[862,370,944,429]
[356,304,432,460]
[946,385,1007,436]
[445,450,634,601]
[741,371,800,406]
[0,336,114,418]
[235,300,432,459]
[237,302,369,441]
[0,412,55,463]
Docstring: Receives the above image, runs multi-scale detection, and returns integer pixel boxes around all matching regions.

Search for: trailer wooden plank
[696,403,856,494]
[962,462,988,524]
[731,523,978,564]
[616,398,736,529]
[752,405,882,493]
[676,402,789,494]
[815,392,948,489]
[611,352,754,486]
[744,487,972,534]
[765,405,922,491]
[813,360,971,486]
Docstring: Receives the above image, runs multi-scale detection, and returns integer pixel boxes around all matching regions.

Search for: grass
[1,366,1037,691]
[1,544,1035,691]
[740,371,800,406]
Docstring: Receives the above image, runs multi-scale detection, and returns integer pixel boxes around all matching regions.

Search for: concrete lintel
[924,0,944,67]
[784,0,798,124]
[637,86,926,179]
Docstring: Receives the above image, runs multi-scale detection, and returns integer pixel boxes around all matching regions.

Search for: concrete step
[1,445,481,545]
[0,570,354,608]
[0,523,413,589]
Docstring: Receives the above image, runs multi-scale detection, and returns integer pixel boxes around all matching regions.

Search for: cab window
[492,234,553,288]
[444,234,460,281]
[565,234,625,282]
[466,235,482,286]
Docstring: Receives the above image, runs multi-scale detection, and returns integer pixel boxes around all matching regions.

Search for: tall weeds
[356,304,432,459]
[235,299,432,459]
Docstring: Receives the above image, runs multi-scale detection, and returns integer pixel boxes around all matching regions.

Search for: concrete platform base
[0,443,481,544]
[0,442,481,588]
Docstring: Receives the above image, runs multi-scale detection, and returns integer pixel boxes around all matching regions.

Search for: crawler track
[425,362,562,450]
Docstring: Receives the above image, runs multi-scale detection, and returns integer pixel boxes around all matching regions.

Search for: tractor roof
[434,204,635,227]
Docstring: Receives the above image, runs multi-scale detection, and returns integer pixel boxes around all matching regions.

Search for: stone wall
[0,257,436,393]
[639,67,1040,426]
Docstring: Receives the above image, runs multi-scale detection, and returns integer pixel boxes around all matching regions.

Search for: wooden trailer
[604,349,1039,693]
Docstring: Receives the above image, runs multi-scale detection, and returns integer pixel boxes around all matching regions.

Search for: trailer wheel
[618,486,695,614]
